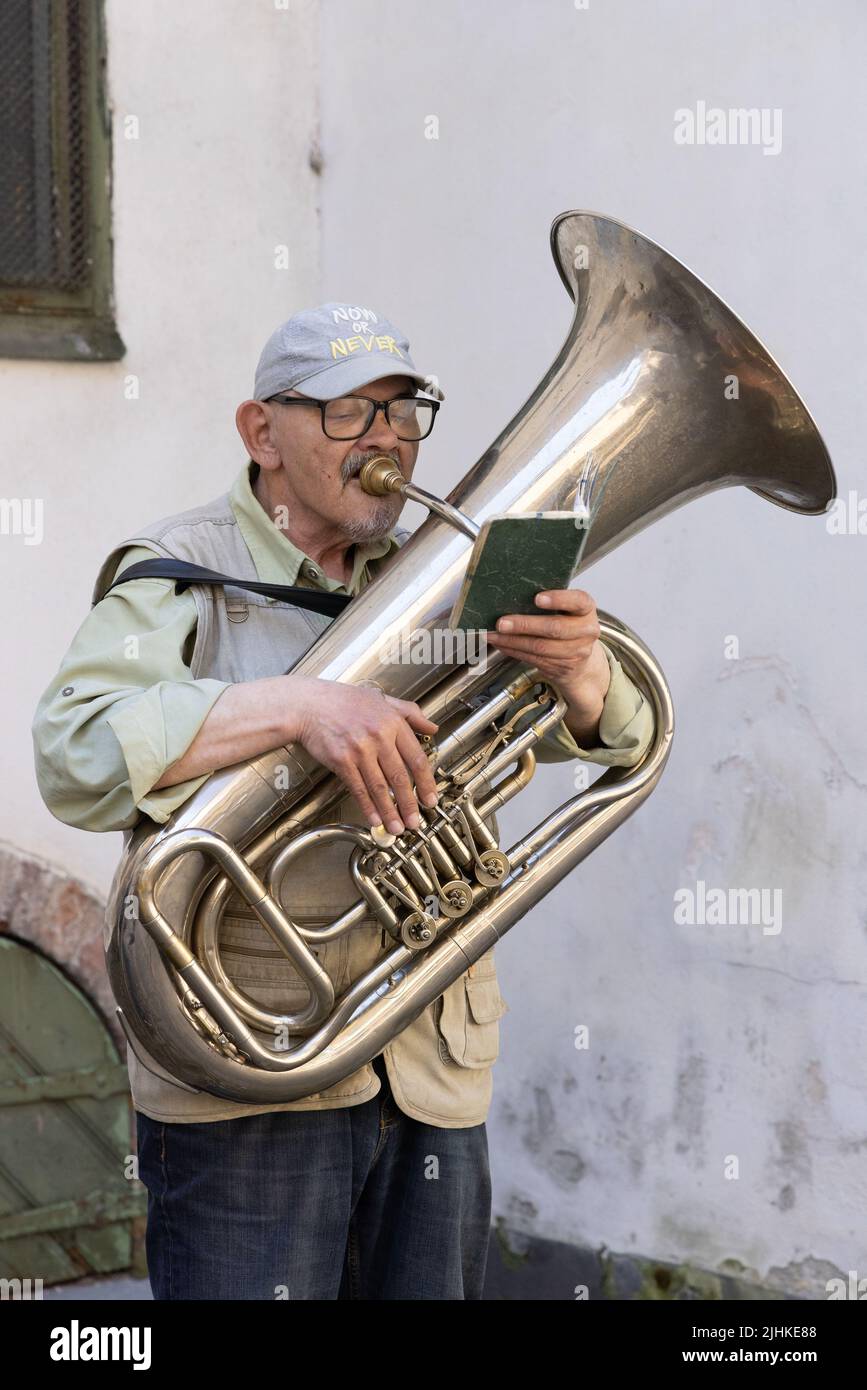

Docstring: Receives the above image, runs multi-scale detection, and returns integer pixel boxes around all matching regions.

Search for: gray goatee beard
[340,448,403,543]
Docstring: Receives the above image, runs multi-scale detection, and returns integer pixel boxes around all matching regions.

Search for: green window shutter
[0,938,145,1285]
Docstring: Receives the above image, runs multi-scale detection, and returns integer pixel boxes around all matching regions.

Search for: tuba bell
[105,211,835,1103]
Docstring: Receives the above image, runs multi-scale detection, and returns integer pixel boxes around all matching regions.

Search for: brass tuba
[105,212,835,1103]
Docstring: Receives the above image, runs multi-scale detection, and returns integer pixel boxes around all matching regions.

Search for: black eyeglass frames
[265,392,440,441]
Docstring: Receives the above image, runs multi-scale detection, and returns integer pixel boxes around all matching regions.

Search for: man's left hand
[486,588,611,745]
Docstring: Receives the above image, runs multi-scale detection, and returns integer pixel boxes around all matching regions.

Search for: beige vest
[93,482,508,1127]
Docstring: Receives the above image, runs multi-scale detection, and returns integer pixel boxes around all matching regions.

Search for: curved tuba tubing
[106,212,835,1103]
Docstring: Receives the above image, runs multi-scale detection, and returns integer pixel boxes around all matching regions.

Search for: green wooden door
[0,937,146,1285]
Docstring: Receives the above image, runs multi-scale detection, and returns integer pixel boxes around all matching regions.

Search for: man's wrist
[553,643,612,746]
[280,673,316,745]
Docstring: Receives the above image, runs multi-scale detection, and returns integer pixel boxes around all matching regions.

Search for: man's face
[263,374,422,543]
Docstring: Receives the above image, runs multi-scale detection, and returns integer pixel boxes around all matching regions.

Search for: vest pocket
[436,965,508,1068]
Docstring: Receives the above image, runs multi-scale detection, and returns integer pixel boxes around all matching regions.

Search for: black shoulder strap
[103,558,352,618]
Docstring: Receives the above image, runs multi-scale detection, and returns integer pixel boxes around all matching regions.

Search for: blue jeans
[135,1055,492,1300]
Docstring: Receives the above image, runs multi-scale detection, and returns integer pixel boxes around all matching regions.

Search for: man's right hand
[290,676,440,836]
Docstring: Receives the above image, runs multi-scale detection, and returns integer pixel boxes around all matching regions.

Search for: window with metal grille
[0,0,123,360]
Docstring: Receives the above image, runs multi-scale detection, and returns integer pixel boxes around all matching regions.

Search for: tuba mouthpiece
[358,456,405,496]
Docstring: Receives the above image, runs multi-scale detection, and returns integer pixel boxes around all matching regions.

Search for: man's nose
[359,403,400,447]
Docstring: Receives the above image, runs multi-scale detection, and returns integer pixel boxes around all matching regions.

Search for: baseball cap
[253,302,445,402]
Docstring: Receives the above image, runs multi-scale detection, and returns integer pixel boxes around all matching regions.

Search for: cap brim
[287,355,445,402]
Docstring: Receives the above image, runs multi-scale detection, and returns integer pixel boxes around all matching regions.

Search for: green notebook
[449,512,591,633]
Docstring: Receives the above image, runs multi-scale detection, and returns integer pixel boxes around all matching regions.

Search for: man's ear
[235,399,281,470]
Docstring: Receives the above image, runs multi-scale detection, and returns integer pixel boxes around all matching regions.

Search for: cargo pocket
[436,953,508,1068]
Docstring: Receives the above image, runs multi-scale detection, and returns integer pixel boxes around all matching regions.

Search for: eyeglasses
[266,392,440,441]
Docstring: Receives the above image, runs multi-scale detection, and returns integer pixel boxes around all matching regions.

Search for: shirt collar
[229,460,399,595]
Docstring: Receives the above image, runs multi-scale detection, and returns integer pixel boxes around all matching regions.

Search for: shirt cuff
[533,642,654,768]
[106,678,230,822]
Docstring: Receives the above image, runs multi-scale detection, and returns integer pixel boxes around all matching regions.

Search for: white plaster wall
[10,0,321,887]
[318,0,866,1293]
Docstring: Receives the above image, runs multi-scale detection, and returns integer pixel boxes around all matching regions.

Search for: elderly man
[33,304,653,1301]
